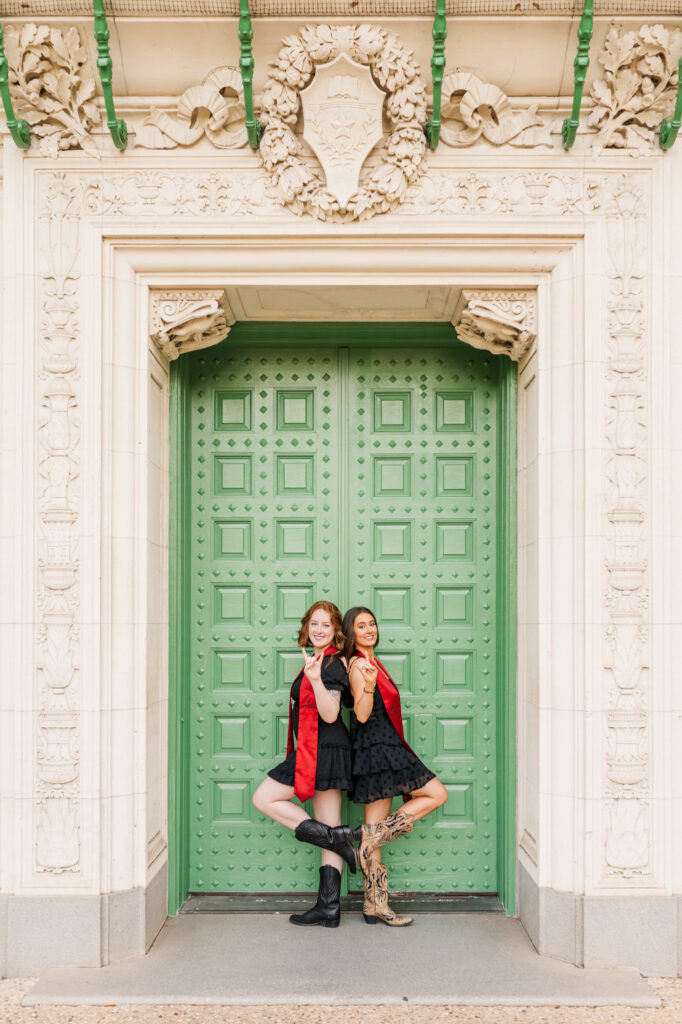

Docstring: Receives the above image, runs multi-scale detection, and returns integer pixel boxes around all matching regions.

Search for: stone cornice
[6,1,680,14]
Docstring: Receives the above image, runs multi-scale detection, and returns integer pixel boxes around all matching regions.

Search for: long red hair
[297,601,344,658]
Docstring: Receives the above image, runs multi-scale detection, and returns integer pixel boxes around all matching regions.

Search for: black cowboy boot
[293,818,357,874]
[289,865,341,928]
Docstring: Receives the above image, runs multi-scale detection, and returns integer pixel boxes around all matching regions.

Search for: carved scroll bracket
[452,289,537,362]
[149,289,234,361]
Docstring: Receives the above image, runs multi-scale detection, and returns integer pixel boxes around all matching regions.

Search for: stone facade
[1,6,681,978]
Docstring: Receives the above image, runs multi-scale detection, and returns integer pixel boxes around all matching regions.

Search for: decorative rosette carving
[259,24,428,222]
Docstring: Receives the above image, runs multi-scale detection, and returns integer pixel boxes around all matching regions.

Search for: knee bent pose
[252,600,355,928]
[342,606,448,927]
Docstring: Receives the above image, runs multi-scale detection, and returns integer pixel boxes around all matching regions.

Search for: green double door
[181,325,511,897]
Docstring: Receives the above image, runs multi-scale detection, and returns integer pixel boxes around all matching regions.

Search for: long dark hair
[342,606,379,665]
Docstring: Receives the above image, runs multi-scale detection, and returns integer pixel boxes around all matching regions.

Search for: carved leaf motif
[589,23,682,153]
[5,23,101,158]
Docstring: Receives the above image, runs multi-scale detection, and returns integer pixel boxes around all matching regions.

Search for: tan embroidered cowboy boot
[363,860,413,927]
[354,808,415,874]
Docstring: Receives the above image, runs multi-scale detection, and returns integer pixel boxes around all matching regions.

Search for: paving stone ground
[2,978,682,1024]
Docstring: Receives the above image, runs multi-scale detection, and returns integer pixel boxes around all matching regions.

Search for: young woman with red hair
[253,600,356,928]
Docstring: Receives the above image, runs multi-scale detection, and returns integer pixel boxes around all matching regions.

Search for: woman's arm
[350,659,377,723]
[302,651,343,724]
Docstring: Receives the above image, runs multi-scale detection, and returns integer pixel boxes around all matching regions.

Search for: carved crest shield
[300,53,385,208]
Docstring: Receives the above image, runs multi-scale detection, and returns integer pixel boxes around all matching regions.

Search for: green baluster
[0,23,30,149]
[562,0,594,149]
[238,0,262,150]
[93,0,127,150]
[660,56,682,150]
[426,0,447,149]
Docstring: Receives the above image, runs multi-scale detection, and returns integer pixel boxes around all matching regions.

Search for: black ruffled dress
[350,682,435,805]
[268,654,353,792]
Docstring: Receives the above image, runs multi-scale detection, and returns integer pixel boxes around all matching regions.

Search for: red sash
[355,650,414,802]
[286,645,338,803]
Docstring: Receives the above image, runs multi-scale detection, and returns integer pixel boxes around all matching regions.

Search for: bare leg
[311,789,343,871]
[404,777,449,821]
[252,776,309,830]
[363,797,392,863]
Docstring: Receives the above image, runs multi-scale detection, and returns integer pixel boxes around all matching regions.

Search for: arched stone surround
[1,143,680,976]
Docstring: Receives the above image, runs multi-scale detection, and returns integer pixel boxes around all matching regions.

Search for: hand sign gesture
[359,659,378,692]
[302,648,323,685]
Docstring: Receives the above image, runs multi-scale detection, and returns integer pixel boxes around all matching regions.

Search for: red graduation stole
[286,646,338,803]
[355,649,414,802]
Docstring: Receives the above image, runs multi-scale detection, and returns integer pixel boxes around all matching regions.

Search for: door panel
[185,335,500,894]
[188,346,342,892]
[346,348,498,892]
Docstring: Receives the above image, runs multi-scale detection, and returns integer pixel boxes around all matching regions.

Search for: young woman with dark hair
[342,606,448,927]
[252,600,356,928]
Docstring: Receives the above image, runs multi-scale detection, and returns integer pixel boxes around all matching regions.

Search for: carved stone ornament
[452,289,537,362]
[4,23,101,158]
[259,24,428,222]
[134,66,247,150]
[300,53,385,207]
[440,70,551,149]
[149,290,234,360]
[588,23,682,154]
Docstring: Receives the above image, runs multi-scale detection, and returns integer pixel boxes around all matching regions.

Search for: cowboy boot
[364,860,413,927]
[294,818,357,874]
[290,865,341,928]
[353,809,415,875]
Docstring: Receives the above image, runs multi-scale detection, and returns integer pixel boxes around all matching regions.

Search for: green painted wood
[170,325,516,905]
[168,357,192,915]
[344,344,500,893]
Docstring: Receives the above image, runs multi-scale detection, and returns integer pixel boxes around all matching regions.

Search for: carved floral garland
[259,24,427,222]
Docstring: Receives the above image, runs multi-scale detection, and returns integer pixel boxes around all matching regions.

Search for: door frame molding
[168,323,518,914]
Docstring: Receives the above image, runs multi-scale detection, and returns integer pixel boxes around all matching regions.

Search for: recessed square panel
[213,715,250,755]
[213,649,251,687]
[372,521,412,561]
[276,455,315,494]
[214,520,252,559]
[437,717,473,755]
[436,521,473,560]
[372,587,411,625]
[276,520,314,559]
[213,781,250,822]
[436,587,473,625]
[378,652,412,693]
[373,391,412,432]
[276,390,314,430]
[435,651,474,690]
[435,392,473,431]
[373,457,412,496]
[214,455,252,495]
[214,390,252,431]
[276,649,304,691]
[435,456,473,496]
[276,585,315,623]
[438,783,474,826]
[275,714,290,757]
[214,585,251,623]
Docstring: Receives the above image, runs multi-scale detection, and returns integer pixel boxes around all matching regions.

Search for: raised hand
[359,659,378,691]
[302,648,323,685]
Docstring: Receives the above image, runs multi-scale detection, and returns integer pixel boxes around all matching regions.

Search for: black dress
[350,683,435,805]
[268,655,353,792]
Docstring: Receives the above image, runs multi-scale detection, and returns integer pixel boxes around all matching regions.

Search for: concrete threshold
[25,913,658,1008]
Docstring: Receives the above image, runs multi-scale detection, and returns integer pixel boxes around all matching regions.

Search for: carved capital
[452,289,537,362]
[149,290,234,360]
